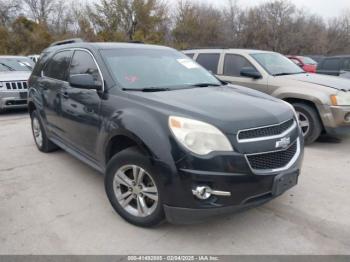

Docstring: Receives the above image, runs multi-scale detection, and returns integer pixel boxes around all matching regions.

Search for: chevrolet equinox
[28,40,304,227]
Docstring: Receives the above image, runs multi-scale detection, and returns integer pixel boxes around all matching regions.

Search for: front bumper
[323,105,350,136]
[0,91,28,110]
[156,136,304,224]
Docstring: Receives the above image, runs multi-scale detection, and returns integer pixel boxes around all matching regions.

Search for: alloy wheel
[113,165,159,217]
[32,117,43,148]
[297,111,310,136]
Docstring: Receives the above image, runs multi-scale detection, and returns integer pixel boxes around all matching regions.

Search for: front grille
[3,81,28,90]
[238,119,295,140]
[247,140,298,170]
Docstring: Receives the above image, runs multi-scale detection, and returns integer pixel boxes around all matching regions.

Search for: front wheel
[292,103,322,145]
[105,147,165,227]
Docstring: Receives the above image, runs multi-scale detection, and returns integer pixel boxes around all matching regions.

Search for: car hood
[0,71,31,81]
[130,85,293,134]
[282,73,350,91]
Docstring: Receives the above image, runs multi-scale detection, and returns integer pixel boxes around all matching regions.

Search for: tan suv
[184,49,350,144]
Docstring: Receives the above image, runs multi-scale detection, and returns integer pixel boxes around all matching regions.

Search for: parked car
[0,56,34,112]
[287,55,317,73]
[28,54,40,63]
[184,49,350,144]
[28,40,304,226]
[307,55,326,64]
[317,55,350,79]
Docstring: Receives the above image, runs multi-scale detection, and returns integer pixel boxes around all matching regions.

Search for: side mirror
[69,74,102,90]
[240,67,262,79]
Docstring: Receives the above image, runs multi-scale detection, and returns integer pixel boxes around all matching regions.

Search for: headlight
[168,116,233,155]
[331,93,350,106]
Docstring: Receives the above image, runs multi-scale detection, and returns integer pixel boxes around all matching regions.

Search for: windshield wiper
[191,83,221,87]
[0,63,15,71]
[122,87,170,92]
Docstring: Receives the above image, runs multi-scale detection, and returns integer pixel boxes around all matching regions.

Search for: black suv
[28,40,304,227]
[317,55,350,78]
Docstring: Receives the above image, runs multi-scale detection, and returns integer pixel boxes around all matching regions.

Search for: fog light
[192,186,231,200]
[345,113,350,122]
[192,186,212,200]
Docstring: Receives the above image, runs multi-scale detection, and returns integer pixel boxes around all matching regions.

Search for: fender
[100,107,179,173]
[272,86,331,126]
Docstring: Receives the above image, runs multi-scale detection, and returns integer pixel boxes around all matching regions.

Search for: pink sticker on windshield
[125,75,139,83]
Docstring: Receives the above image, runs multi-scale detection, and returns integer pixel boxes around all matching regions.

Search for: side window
[185,53,195,59]
[43,51,73,81]
[223,54,256,77]
[321,58,341,71]
[196,53,220,74]
[341,58,350,71]
[69,50,102,85]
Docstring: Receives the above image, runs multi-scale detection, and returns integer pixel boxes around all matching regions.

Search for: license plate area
[19,92,28,99]
[272,172,298,196]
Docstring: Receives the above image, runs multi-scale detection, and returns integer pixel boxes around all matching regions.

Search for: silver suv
[0,56,34,111]
[184,49,350,144]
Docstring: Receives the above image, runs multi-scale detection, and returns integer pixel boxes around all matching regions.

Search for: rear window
[321,58,341,71]
[196,53,220,74]
[43,50,73,81]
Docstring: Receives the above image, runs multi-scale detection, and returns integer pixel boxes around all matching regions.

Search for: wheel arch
[282,97,325,132]
[104,131,154,165]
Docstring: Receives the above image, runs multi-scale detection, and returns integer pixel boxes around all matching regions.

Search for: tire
[30,110,59,152]
[105,147,165,227]
[292,103,322,145]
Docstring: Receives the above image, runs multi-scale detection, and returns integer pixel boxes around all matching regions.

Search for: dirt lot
[0,110,349,255]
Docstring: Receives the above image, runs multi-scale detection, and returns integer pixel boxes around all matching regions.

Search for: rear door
[317,58,341,76]
[60,49,103,158]
[218,53,268,93]
[40,50,73,139]
[195,53,221,74]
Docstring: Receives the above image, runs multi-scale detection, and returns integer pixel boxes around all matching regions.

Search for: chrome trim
[245,138,300,175]
[237,118,296,143]
[1,81,28,91]
[40,48,105,92]
[192,186,231,200]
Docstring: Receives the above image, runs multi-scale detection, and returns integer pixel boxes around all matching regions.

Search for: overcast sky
[170,0,350,19]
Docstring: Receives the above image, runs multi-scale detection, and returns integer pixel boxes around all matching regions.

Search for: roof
[45,42,174,53]
[183,48,274,55]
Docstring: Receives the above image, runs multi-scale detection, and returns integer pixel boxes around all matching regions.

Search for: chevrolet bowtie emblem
[276,137,291,149]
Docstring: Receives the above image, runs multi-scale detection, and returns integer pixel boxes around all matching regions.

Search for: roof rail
[50,38,84,47]
[182,46,228,50]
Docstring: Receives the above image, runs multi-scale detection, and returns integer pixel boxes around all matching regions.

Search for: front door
[60,49,103,159]
[217,54,268,94]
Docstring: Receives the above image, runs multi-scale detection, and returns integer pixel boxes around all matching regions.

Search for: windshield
[101,48,221,90]
[0,57,34,72]
[301,57,317,65]
[251,53,305,76]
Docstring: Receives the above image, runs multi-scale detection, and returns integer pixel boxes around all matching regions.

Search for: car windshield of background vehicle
[101,48,221,90]
[251,53,305,76]
[302,57,317,65]
[0,58,34,72]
